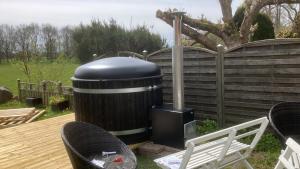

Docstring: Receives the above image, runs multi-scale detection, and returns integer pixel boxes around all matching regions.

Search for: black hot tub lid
[73,57,161,80]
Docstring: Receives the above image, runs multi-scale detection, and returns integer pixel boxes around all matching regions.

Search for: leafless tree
[156,0,300,50]
[15,24,30,61]
[281,4,300,23]
[42,24,58,59]
[59,26,73,57]
[0,27,4,63]
[14,24,40,81]
[28,24,40,57]
[2,25,17,62]
[262,3,300,31]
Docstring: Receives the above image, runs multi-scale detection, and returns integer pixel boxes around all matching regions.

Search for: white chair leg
[235,151,253,169]
[203,164,210,169]
[232,162,239,169]
[206,162,218,169]
[292,152,299,168]
[242,159,253,169]
[274,161,285,169]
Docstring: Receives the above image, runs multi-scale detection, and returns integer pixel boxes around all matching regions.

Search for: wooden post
[42,81,47,105]
[57,81,62,95]
[142,50,148,60]
[216,44,225,127]
[29,83,33,97]
[68,88,74,110]
[17,79,22,101]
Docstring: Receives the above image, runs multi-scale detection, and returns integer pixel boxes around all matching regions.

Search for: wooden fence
[16,39,300,126]
[223,39,300,125]
[17,80,74,109]
[148,47,218,122]
[148,39,300,126]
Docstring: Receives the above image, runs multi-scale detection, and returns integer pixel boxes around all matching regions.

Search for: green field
[0,60,79,121]
[0,62,79,95]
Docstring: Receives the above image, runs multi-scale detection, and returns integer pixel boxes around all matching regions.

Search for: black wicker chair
[268,102,300,146]
[61,121,137,169]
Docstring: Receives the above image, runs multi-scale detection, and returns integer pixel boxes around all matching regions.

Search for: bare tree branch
[156,10,217,50]
[288,3,298,14]
[191,41,198,46]
[240,0,300,43]
[156,10,225,39]
[182,25,218,51]
[240,0,262,43]
[263,0,300,6]
[182,16,229,39]
[219,0,233,23]
[282,4,296,22]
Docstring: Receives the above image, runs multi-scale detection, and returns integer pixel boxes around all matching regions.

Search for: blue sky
[0,0,244,44]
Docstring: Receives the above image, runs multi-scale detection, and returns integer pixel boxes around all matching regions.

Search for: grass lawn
[137,149,281,169]
[135,143,281,169]
[0,100,27,110]
[250,151,280,169]
[0,62,79,95]
[137,156,159,169]
[36,107,72,120]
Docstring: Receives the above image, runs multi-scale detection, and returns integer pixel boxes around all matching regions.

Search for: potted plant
[49,95,69,111]
[26,97,43,107]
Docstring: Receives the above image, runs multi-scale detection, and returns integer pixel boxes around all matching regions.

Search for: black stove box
[151,104,194,149]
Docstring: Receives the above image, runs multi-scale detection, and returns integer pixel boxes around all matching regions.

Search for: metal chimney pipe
[172,12,185,111]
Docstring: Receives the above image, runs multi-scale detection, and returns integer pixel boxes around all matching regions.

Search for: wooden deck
[0,114,74,169]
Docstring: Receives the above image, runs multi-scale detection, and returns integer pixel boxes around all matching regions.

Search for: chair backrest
[275,138,300,169]
[61,121,137,169]
[230,117,269,152]
[180,117,269,169]
[269,102,300,145]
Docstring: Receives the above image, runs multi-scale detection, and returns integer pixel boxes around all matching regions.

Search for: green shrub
[255,133,281,153]
[49,95,66,105]
[197,119,218,135]
[251,13,275,41]
[277,27,297,38]
[233,5,245,29]
[240,132,281,153]
[196,119,281,154]
[233,5,275,41]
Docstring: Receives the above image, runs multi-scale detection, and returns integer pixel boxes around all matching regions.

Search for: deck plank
[0,114,74,169]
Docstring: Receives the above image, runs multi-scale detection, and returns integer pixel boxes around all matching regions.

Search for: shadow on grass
[137,155,159,169]
[36,107,72,121]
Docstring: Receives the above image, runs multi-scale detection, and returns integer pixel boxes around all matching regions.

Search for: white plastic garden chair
[154,117,269,169]
[275,138,300,169]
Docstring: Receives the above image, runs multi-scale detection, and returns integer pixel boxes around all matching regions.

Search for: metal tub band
[109,127,147,136]
[73,85,161,94]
